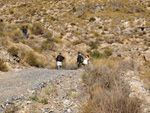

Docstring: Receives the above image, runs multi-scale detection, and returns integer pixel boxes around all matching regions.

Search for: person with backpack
[22,26,28,38]
[56,53,65,70]
[77,52,84,67]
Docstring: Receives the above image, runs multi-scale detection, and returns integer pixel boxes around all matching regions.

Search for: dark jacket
[56,55,65,62]
[77,54,83,63]
[22,28,27,34]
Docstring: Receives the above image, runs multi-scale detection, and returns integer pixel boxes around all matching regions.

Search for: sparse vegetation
[104,47,112,57]
[0,22,5,36]
[0,60,8,72]
[0,0,150,112]
[93,32,99,37]
[31,23,43,35]
[30,95,38,102]
[7,46,18,56]
[24,52,42,67]
[80,60,142,113]
[90,50,103,59]
[90,48,112,59]
[40,98,48,104]
[72,40,83,45]
[41,40,55,51]
[89,41,98,50]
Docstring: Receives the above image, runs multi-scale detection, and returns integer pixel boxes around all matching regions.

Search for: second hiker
[77,52,84,67]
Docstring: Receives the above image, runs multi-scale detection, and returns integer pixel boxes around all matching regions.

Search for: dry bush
[41,41,55,51]
[0,60,8,72]
[7,46,18,57]
[103,47,112,57]
[24,51,43,67]
[82,65,123,90]
[31,23,43,35]
[80,60,141,113]
[0,38,8,47]
[72,40,83,45]
[90,58,120,68]
[0,22,5,36]
[63,61,78,70]
[89,41,98,50]
[93,32,99,37]
[139,67,150,90]
[80,88,141,113]
[118,59,135,71]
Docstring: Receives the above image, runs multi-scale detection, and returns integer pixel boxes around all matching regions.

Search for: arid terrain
[0,0,150,113]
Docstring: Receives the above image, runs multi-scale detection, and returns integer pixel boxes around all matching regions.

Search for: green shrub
[90,50,103,58]
[25,52,41,67]
[30,95,38,102]
[0,60,8,72]
[7,47,18,56]
[40,98,48,104]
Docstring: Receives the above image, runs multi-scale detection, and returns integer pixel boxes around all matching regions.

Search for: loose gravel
[0,69,80,105]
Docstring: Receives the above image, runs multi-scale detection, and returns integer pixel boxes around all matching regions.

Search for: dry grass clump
[7,46,18,57]
[31,23,44,35]
[0,22,5,36]
[80,60,141,113]
[24,51,43,67]
[41,40,55,51]
[139,66,150,90]
[89,41,98,50]
[63,61,78,70]
[72,40,83,45]
[0,60,8,72]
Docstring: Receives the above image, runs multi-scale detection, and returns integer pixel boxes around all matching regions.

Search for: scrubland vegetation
[1,0,150,112]
[80,58,142,113]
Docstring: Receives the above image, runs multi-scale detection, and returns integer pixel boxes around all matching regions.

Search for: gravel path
[0,69,80,105]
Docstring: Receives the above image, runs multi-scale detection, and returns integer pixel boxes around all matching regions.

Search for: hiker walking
[56,53,65,70]
[22,26,28,38]
[77,52,84,67]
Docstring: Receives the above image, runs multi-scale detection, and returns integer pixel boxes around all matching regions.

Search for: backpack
[57,56,63,61]
[81,56,84,62]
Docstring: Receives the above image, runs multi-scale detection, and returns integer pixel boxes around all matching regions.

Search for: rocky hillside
[1,0,150,113]
[0,0,150,70]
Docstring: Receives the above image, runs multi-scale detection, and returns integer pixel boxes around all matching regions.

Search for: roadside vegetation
[80,58,142,113]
